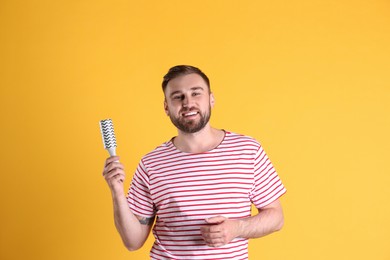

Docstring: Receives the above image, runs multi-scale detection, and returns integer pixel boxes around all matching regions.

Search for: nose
[182,94,192,108]
[182,97,188,107]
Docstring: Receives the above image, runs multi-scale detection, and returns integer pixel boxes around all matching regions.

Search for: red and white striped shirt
[127,131,286,259]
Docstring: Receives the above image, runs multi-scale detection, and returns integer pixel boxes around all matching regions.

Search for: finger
[103,156,121,175]
[201,231,221,239]
[105,161,124,172]
[104,167,125,181]
[200,226,222,239]
[104,168,125,180]
[106,173,125,185]
[202,224,222,234]
[205,216,226,224]
[204,237,225,248]
[208,242,225,248]
[103,161,124,176]
[105,156,120,165]
[113,174,125,183]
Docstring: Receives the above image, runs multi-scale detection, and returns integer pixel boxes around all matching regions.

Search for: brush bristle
[99,119,117,149]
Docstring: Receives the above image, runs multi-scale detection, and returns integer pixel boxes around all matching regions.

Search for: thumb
[205,215,226,224]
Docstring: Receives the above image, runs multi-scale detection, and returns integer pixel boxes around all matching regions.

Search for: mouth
[182,111,199,117]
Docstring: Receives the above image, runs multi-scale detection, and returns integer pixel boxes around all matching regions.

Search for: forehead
[165,73,208,94]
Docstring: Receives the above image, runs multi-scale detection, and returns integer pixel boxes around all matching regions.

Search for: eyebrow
[169,86,205,98]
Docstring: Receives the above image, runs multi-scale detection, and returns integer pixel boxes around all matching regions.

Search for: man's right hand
[102,156,126,195]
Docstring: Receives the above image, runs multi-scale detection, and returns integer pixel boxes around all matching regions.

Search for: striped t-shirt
[127,131,286,260]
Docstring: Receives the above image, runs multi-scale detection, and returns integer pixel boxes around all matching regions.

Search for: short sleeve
[250,145,286,208]
[126,159,156,217]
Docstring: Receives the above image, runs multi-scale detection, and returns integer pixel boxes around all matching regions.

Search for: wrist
[236,218,250,238]
[111,186,125,199]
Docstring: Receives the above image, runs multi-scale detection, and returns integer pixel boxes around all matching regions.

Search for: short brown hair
[162,65,210,93]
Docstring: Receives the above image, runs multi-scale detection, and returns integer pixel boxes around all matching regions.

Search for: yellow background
[1,0,389,259]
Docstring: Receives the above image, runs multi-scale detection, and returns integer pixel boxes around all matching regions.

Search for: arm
[200,199,284,247]
[239,199,284,238]
[103,156,155,251]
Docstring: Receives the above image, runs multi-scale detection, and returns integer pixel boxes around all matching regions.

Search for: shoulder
[223,130,261,148]
[140,139,178,165]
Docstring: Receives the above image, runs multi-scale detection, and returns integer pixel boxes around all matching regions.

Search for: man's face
[164,73,215,134]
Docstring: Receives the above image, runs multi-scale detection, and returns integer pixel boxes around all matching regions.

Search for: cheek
[165,104,178,116]
[164,102,175,115]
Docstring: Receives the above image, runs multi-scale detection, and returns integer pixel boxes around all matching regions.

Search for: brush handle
[107,147,117,156]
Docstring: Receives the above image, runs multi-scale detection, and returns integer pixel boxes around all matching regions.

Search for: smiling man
[165,75,212,134]
[103,65,286,259]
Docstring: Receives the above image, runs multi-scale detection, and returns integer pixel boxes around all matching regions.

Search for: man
[103,65,286,259]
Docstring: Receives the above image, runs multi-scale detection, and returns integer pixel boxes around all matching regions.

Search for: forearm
[200,200,284,247]
[112,191,147,251]
[103,157,152,251]
[238,203,284,239]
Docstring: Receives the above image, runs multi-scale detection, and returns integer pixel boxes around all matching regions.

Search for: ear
[210,92,215,108]
[164,99,169,115]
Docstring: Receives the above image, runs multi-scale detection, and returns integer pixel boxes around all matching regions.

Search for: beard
[168,106,211,134]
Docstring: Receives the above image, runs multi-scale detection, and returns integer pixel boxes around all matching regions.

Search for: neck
[173,125,225,153]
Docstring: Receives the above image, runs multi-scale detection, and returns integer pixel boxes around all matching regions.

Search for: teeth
[184,111,197,116]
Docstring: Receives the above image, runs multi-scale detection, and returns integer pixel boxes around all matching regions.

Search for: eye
[192,92,201,96]
[173,94,184,100]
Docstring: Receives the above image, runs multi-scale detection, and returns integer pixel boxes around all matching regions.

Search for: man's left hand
[200,216,240,247]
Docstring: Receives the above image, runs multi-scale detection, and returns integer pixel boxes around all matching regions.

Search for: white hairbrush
[99,119,117,156]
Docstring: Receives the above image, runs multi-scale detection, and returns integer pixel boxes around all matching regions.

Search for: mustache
[180,107,199,113]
